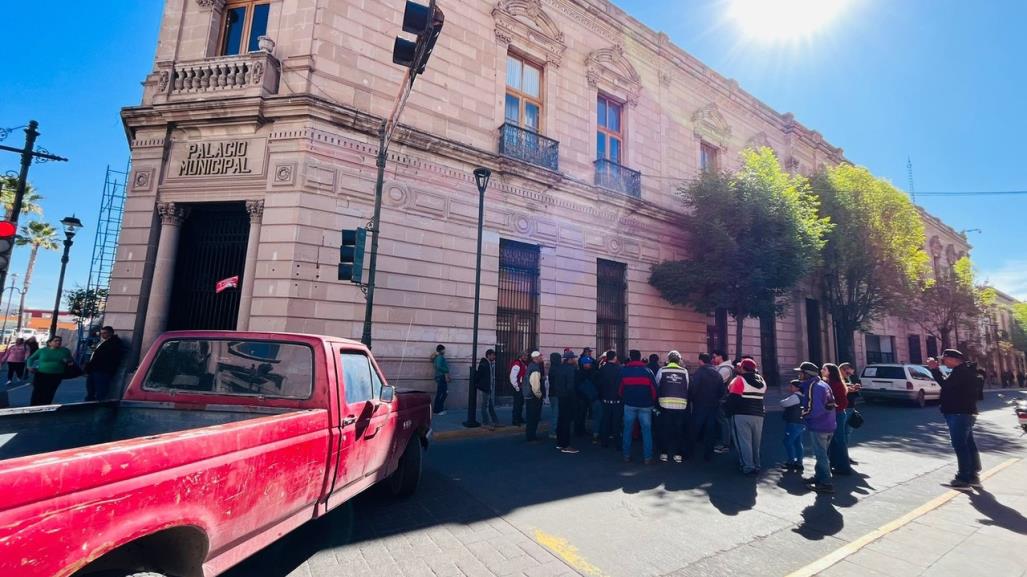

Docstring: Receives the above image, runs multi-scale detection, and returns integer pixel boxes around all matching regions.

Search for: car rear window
[908,365,936,381]
[863,366,906,380]
[143,339,314,399]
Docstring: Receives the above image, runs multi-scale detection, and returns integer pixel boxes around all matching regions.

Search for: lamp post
[463,167,492,428]
[0,273,21,344]
[48,216,83,339]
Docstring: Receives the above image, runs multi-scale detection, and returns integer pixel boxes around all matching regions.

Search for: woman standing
[1,338,31,386]
[823,363,855,475]
[27,336,75,406]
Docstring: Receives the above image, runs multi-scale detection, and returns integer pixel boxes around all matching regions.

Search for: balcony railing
[594,159,642,198]
[866,351,896,364]
[498,123,559,171]
[153,50,280,102]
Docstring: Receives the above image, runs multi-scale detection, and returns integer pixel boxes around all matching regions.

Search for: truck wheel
[915,390,926,408]
[388,438,422,497]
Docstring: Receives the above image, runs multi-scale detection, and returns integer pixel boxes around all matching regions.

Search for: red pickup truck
[0,331,432,577]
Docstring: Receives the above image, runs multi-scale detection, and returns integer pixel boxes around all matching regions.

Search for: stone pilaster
[236,200,264,331]
[140,202,189,355]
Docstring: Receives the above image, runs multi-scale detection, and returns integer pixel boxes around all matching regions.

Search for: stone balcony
[151,50,280,104]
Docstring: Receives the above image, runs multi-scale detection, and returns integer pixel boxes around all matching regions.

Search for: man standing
[524,352,545,441]
[509,351,529,426]
[432,344,450,416]
[646,354,661,376]
[713,350,734,454]
[620,350,658,464]
[929,349,984,489]
[797,362,836,494]
[655,350,690,463]
[597,350,622,448]
[84,326,124,401]
[475,349,499,430]
[687,353,725,461]
[552,350,579,453]
[725,358,766,475]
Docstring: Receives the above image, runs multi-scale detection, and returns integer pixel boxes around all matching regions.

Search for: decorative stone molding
[692,102,732,146]
[132,169,155,192]
[493,0,566,67]
[196,0,226,9]
[745,132,771,151]
[245,200,265,222]
[273,163,296,185]
[157,202,189,227]
[586,45,642,107]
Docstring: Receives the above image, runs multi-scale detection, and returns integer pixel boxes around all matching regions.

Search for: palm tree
[15,221,60,331]
[0,175,44,220]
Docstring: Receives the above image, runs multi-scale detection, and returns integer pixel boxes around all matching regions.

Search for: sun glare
[727,0,851,42]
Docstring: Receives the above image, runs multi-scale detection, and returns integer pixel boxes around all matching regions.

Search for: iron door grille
[596,259,626,359]
[168,203,249,331]
[495,239,540,397]
[759,312,780,387]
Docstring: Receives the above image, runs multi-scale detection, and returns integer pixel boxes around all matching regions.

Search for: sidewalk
[812,456,1027,577]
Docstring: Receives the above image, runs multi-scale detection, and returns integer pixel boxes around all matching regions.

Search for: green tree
[650,148,831,358]
[65,287,109,324]
[905,257,993,350]
[15,221,60,329]
[1010,303,1027,353]
[812,164,930,363]
[0,175,44,219]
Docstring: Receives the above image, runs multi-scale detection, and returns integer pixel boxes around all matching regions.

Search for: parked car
[0,330,432,577]
[859,363,942,407]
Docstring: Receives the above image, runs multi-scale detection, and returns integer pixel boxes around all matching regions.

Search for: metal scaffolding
[77,164,127,358]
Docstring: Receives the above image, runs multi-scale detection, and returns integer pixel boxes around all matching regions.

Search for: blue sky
[1,0,1024,310]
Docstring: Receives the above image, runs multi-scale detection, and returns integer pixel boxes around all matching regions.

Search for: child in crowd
[780,379,805,472]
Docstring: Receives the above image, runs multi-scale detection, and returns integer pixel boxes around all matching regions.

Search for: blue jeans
[591,399,602,437]
[811,431,833,485]
[829,411,853,473]
[550,396,559,432]
[783,422,806,464]
[433,375,448,414]
[622,405,653,460]
[944,414,982,482]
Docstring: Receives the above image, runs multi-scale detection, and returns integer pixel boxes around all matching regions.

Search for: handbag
[63,362,84,380]
[848,410,864,429]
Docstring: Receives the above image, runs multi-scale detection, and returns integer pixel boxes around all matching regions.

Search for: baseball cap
[794,361,820,375]
[563,350,578,360]
[531,351,541,358]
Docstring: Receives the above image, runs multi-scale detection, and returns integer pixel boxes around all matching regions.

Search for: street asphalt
[218,391,1027,577]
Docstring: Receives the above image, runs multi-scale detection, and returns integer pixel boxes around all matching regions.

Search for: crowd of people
[460,344,989,494]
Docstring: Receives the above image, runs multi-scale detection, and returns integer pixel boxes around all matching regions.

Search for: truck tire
[388,437,422,497]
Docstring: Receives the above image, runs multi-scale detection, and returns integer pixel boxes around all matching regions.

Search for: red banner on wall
[215,275,240,293]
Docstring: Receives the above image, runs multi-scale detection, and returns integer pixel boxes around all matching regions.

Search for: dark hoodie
[549,353,576,398]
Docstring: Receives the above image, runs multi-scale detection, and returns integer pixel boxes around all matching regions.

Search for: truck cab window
[341,352,374,404]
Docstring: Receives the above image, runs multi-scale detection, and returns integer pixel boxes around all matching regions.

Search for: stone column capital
[157,202,189,226]
[245,200,265,223]
[196,0,226,10]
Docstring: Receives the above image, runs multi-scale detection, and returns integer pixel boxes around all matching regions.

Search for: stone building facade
[114,0,973,405]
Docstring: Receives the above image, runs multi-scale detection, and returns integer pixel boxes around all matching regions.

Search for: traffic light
[0,221,16,272]
[392,0,445,74]
[339,228,367,284]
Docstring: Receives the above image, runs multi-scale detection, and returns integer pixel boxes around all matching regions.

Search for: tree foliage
[16,221,60,330]
[649,147,831,358]
[904,257,992,349]
[1010,303,1027,353]
[65,287,109,324]
[0,175,44,219]
[812,164,929,362]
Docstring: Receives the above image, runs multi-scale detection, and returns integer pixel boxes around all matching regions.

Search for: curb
[434,422,551,442]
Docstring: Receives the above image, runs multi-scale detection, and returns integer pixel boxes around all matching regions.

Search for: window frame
[505,52,545,132]
[339,350,377,405]
[699,140,719,173]
[219,0,271,57]
[596,93,625,164]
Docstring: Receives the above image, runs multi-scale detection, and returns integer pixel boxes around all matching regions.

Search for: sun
[727,0,851,42]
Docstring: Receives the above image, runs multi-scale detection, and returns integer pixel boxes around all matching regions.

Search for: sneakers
[560,447,580,454]
[659,454,669,463]
[434,410,447,416]
[969,477,983,489]
[812,483,836,494]
[714,445,730,454]
[946,478,973,490]
[801,477,818,485]
[673,455,684,463]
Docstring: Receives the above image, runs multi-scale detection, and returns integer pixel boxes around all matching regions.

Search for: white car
[859,364,942,408]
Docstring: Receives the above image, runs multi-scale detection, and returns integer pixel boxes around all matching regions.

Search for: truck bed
[0,400,291,461]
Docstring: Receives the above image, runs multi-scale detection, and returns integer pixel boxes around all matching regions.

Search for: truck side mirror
[380,385,395,403]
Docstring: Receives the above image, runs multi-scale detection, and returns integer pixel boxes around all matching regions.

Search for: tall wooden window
[908,335,923,365]
[596,95,623,163]
[926,335,939,359]
[496,240,540,396]
[700,141,719,173]
[505,54,543,132]
[596,259,627,358]
[220,1,270,56]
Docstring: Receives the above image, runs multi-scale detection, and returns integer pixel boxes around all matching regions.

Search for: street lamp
[48,215,83,339]
[0,273,22,344]
[463,167,492,428]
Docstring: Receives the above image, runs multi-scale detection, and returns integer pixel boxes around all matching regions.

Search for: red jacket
[827,377,849,412]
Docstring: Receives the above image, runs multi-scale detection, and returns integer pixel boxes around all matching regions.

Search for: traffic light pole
[360,126,388,348]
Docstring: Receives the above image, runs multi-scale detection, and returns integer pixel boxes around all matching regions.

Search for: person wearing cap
[575,355,600,441]
[822,363,855,476]
[597,350,622,448]
[655,350,690,463]
[928,349,984,489]
[712,350,735,454]
[725,358,766,474]
[779,379,806,473]
[686,352,726,462]
[797,361,837,493]
[524,352,546,441]
[551,350,579,453]
[619,350,658,464]
[509,351,529,427]
[475,349,499,430]
[578,347,595,370]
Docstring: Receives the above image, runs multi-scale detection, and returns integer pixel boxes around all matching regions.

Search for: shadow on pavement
[969,489,1027,535]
